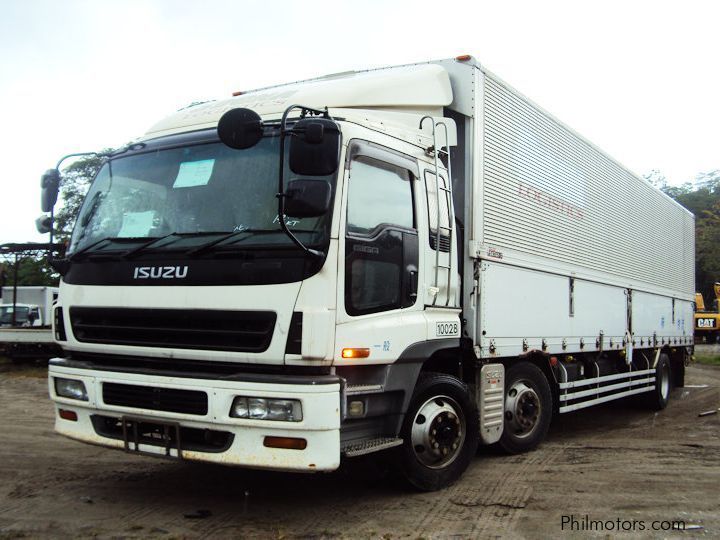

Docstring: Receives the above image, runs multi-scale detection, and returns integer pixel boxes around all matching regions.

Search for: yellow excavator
[695,283,720,343]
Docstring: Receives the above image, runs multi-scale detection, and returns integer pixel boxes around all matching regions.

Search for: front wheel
[499,362,553,454]
[398,372,479,491]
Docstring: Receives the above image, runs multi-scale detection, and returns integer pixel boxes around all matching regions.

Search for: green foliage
[651,169,720,301]
[54,152,110,243]
[694,351,720,366]
[0,256,58,287]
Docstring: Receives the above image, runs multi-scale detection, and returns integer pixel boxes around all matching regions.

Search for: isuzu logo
[133,266,189,279]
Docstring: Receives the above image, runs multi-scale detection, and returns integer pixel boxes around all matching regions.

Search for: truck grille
[103,382,208,415]
[69,307,276,352]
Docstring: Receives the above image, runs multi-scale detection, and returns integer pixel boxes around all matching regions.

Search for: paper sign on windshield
[173,159,215,188]
[118,211,155,237]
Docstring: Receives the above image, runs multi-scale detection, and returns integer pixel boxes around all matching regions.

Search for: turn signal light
[456,54,472,62]
[263,436,307,450]
[341,348,370,359]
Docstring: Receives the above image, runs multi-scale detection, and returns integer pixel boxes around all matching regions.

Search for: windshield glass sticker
[118,210,155,237]
[173,159,215,188]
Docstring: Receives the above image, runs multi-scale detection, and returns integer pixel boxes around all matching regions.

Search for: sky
[0,0,718,245]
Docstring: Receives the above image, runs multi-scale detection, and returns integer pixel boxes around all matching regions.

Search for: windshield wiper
[186,229,284,257]
[68,237,115,261]
[122,233,186,259]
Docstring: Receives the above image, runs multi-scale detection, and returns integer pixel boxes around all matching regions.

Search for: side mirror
[289,118,340,176]
[217,108,263,149]
[284,180,332,218]
[41,169,61,212]
[36,214,53,234]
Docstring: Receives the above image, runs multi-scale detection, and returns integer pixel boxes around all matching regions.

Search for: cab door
[335,141,424,363]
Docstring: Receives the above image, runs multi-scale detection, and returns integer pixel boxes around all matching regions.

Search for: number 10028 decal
[436,321,459,337]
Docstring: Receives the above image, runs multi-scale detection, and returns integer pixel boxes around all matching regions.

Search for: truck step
[345,384,384,395]
[342,437,403,457]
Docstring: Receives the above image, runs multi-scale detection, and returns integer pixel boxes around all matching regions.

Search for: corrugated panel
[481,73,695,297]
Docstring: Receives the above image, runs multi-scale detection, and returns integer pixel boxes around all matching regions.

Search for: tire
[646,353,671,410]
[672,356,686,388]
[499,362,552,454]
[397,372,479,491]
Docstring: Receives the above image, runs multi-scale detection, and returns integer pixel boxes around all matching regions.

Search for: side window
[345,155,417,316]
[425,171,451,252]
[347,157,414,234]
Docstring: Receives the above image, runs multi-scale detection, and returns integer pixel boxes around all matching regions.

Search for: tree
[54,152,109,243]
[0,255,59,288]
[655,168,720,302]
[15,255,59,286]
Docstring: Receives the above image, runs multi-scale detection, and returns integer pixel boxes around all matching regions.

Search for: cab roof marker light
[456,54,472,62]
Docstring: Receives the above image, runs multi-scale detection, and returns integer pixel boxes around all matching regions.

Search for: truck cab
[45,64,477,490]
[0,304,42,327]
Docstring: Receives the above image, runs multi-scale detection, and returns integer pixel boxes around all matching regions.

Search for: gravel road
[0,357,718,539]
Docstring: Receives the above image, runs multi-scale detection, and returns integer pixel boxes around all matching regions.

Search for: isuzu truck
[42,56,694,490]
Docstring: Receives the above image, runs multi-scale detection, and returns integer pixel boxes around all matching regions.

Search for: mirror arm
[44,150,111,266]
[54,150,110,171]
[276,105,327,259]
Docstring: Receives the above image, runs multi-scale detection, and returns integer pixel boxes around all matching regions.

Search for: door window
[425,171,451,252]
[345,154,417,315]
[347,157,414,234]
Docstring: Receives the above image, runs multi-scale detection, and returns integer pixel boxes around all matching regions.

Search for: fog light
[230,396,302,422]
[348,400,365,417]
[54,378,88,401]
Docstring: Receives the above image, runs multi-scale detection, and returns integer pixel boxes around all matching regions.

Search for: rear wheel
[646,353,671,410]
[398,372,479,491]
[499,362,552,454]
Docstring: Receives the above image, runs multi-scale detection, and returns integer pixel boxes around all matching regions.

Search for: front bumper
[48,359,341,472]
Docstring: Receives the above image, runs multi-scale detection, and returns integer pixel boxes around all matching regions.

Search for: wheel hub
[411,396,466,469]
[505,381,541,438]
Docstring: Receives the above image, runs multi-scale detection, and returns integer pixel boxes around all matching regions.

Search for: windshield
[0,306,29,324]
[68,135,336,255]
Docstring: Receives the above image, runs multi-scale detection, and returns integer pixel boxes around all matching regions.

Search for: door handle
[408,270,418,301]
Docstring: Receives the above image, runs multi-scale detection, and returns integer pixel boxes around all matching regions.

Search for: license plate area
[121,416,183,459]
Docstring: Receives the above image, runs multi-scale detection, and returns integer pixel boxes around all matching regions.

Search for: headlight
[230,396,302,422]
[54,377,88,401]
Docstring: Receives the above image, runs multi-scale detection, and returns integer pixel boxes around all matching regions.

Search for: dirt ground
[0,354,718,539]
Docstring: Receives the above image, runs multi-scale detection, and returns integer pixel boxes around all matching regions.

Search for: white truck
[0,286,60,359]
[42,56,693,490]
[0,286,59,327]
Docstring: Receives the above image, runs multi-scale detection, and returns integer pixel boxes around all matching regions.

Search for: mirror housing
[284,180,332,218]
[41,169,61,212]
[35,214,52,234]
[217,108,263,149]
[289,118,340,176]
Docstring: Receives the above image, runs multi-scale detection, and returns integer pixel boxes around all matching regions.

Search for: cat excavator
[695,283,720,342]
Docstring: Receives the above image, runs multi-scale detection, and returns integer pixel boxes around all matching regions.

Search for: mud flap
[477,364,504,445]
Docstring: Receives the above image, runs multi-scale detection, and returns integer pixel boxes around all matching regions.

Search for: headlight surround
[54,377,88,401]
[230,396,302,422]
